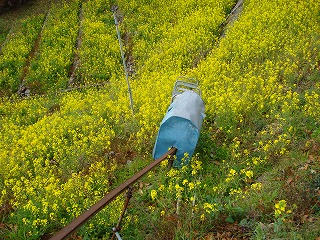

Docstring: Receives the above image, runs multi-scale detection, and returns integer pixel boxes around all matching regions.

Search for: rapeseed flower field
[0,0,319,239]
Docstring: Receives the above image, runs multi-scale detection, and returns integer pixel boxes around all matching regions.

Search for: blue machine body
[153,90,205,167]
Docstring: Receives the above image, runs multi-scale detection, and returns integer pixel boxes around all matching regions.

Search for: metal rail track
[49,147,177,240]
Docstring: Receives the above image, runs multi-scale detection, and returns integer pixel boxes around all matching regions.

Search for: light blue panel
[153,116,199,167]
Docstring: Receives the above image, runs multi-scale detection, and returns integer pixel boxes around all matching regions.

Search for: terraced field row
[0,0,123,97]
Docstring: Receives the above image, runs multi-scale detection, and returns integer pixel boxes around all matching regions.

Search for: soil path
[221,0,244,38]
[17,10,50,96]
[68,2,84,87]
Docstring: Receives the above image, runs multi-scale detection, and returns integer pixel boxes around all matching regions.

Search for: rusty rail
[49,147,177,240]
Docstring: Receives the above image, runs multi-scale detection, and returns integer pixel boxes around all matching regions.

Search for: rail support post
[111,186,133,240]
[167,154,175,169]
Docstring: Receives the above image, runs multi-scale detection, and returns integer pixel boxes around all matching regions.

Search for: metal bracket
[112,227,122,240]
[171,76,201,103]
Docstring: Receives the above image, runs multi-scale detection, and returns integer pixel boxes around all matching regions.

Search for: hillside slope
[0,0,319,239]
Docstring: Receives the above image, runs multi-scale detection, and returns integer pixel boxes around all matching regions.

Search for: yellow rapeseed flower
[150,189,157,201]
